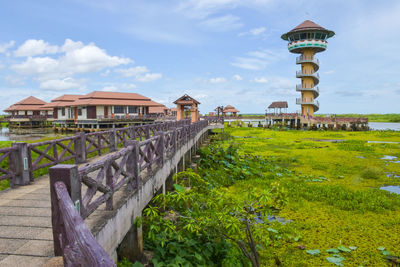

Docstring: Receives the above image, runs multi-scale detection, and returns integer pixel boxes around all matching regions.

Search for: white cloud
[60,39,84,52]
[231,48,285,70]
[100,85,118,92]
[231,57,267,70]
[209,77,227,83]
[177,0,273,20]
[11,39,131,80]
[39,78,81,90]
[232,74,243,81]
[250,27,266,35]
[239,26,267,37]
[0,41,15,53]
[199,14,243,32]
[194,93,208,99]
[252,77,268,83]
[324,70,335,75]
[14,39,59,57]
[115,66,149,77]
[134,73,162,82]
[4,75,25,87]
[100,83,137,92]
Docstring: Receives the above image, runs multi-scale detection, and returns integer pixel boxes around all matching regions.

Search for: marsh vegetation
[127,126,400,266]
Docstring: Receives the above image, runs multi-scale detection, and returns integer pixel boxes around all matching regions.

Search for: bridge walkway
[0,151,118,266]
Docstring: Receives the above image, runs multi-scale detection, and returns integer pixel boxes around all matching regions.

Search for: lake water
[369,122,400,131]
[0,127,67,142]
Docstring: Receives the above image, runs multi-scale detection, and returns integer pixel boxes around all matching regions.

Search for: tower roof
[281,20,335,40]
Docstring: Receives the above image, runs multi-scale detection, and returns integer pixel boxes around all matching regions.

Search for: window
[294,34,300,41]
[315,33,321,40]
[300,33,307,40]
[128,106,137,113]
[78,108,82,116]
[321,34,327,40]
[114,106,125,114]
[62,108,65,116]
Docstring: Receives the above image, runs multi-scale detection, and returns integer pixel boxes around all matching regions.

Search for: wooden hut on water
[4,96,53,128]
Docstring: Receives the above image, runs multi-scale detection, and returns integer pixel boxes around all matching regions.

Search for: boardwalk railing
[49,117,223,266]
[2,120,191,187]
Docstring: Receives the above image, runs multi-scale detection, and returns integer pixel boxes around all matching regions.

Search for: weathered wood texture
[49,117,223,265]
[54,181,115,267]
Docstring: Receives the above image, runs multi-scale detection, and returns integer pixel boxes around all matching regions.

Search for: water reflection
[380,186,400,194]
[0,127,68,142]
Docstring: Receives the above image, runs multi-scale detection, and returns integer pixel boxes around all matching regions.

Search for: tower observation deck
[281,20,335,116]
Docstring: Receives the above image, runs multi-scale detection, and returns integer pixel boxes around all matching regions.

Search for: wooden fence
[48,117,223,266]
[0,119,193,188]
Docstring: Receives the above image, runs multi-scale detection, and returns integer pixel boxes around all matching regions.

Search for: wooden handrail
[54,181,116,266]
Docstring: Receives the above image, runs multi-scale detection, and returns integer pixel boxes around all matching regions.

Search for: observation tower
[281,20,335,116]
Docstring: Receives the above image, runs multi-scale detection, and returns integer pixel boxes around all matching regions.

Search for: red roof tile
[268,101,288,109]
[291,20,326,32]
[80,91,150,101]
[173,94,200,105]
[4,96,52,112]
[223,105,239,113]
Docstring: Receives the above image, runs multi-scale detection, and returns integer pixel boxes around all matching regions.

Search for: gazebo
[267,101,288,114]
[222,105,240,117]
[173,94,200,123]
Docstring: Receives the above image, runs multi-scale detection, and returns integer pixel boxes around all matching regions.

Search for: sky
[0,0,399,114]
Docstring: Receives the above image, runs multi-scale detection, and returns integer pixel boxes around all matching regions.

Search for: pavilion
[222,105,240,117]
[173,94,200,123]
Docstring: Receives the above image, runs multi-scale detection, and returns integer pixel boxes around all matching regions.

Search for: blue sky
[0,0,399,114]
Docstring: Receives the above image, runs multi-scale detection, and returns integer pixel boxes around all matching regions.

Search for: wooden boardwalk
[0,175,54,266]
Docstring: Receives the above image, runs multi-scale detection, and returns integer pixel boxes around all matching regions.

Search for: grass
[217,126,400,266]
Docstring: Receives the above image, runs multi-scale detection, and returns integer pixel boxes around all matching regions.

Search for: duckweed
[218,127,400,266]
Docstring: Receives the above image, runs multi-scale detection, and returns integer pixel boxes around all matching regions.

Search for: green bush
[360,166,382,180]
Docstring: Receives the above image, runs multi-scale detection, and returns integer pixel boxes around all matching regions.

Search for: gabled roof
[268,101,288,109]
[281,20,335,40]
[79,91,150,101]
[15,96,47,105]
[149,104,168,114]
[173,94,200,105]
[42,94,82,108]
[52,94,82,102]
[70,91,160,107]
[4,96,52,112]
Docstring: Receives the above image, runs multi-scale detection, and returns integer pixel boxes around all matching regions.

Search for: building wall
[57,107,73,119]
[300,49,316,116]
[96,106,105,117]
[77,106,87,120]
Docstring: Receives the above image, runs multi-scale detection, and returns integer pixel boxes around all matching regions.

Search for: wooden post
[10,143,30,187]
[145,126,150,139]
[171,128,177,154]
[74,132,86,164]
[157,132,165,166]
[109,129,117,152]
[49,164,81,256]
[126,140,140,191]
[128,126,135,141]
[105,161,114,210]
